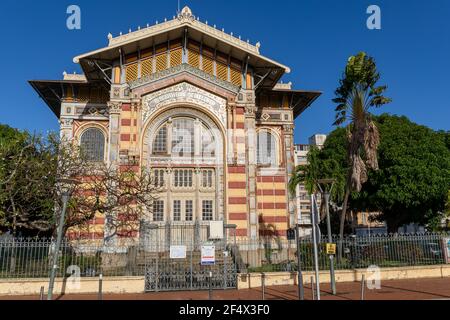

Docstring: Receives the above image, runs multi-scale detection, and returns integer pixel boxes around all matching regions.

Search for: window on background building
[153,126,167,153]
[80,128,105,162]
[153,200,164,221]
[202,200,213,221]
[202,170,214,188]
[257,130,277,166]
[173,200,181,221]
[185,200,193,221]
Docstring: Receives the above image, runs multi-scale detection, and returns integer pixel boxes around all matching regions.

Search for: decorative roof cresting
[107,6,260,55]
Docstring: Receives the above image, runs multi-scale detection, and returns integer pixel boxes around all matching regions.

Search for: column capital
[107,101,122,114]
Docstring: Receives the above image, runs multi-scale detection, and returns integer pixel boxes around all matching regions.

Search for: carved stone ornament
[177,6,195,22]
[60,118,74,127]
[108,102,122,114]
[283,124,294,134]
[245,106,256,117]
[112,87,120,98]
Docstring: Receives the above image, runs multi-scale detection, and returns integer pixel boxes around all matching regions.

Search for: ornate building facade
[30,7,320,241]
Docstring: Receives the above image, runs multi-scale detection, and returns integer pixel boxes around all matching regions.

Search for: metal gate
[144,243,237,292]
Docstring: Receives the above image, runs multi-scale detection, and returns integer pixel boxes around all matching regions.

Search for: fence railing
[242,233,448,272]
[0,233,448,279]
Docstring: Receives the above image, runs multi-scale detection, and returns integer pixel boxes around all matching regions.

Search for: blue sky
[0,0,448,143]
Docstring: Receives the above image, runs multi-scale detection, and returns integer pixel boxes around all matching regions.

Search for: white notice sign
[201,245,216,265]
[170,245,187,259]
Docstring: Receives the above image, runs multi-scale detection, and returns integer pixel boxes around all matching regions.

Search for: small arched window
[257,130,277,166]
[80,128,105,162]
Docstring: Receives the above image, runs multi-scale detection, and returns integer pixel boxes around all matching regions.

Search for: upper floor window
[174,169,193,188]
[80,128,105,162]
[173,200,181,221]
[153,169,165,188]
[202,200,213,221]
[153,200,164,222]
[185,200,193,221]
[257,130,277,166]
[202,170,214,188]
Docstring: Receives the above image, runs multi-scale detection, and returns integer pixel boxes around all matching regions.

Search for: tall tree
[310,115,450,233]
[358,115,450,232]
[332,52,391,247]
[289,144,346,226]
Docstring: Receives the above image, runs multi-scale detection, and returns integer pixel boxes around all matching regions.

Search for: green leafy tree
[289,143,346,226]
[359,115,450,232]
[314,115,450,233]
[332,52,391,244]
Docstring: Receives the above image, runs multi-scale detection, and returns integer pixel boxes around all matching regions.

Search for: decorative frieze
[141,82,227,128]
[128,63,239,94]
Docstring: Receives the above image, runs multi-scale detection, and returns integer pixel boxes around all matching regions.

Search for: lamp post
[310,193,321,300]
[47,178,78,300]
[317,179,337,295]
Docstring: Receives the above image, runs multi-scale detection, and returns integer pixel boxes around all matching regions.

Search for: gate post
[190,244,193,290]
[224,246,228,290]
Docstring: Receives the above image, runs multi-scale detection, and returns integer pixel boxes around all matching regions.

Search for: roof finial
[181,6,193,16]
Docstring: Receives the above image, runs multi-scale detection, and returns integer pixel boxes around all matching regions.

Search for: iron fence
[0,233,448,279]
[242,233,448,272]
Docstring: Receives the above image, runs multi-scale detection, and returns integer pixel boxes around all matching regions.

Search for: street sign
[326,243,337,255]
[201,245,216,265]
[170,245,187,259]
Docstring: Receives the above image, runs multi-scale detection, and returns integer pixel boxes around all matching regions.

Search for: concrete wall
[0,276,145,296]
[1,264,450,296]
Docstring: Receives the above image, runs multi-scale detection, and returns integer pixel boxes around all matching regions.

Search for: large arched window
[151,117,216,158]
[80,128,105,162]
[257,130,277,166]
[172,118,195,156]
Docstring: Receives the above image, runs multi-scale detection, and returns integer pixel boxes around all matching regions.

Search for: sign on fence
[326,243,337,255]
[201,245,216,266]
[170,245,187,259]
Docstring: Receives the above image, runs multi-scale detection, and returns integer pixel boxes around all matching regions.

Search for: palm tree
[289,147,346,227]
[332,52,391,250]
